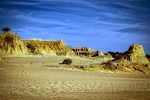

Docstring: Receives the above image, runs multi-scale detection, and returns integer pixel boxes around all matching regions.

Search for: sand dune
[0,56,150,100]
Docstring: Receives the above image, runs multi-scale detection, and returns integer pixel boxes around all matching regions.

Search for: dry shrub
[60,58,72,65]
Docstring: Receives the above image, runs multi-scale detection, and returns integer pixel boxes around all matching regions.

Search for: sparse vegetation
[56,52,67,55]
[146,54,150,62]
[108,51,123,59]
[60,58,72,65]
[74,64,104,71]
[26,43,36,53]
[2,26,11,32]
[4,35,14,43]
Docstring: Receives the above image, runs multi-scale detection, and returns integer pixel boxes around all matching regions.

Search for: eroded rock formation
[102,44,150,74]
[0,27,74,56]
[0,31,28,56]
[72,47,104,57]
[23,40,74,55]
[114,44,149,64]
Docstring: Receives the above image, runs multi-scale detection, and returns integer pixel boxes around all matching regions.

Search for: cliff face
[0,31,74,56]
[0,32,28,56]
[103,44,150,74]
[72,47,104,57]
[23,40,74,55]
[114,44,149,64]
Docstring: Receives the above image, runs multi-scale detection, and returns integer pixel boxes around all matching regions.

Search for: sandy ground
[0,56,150,100]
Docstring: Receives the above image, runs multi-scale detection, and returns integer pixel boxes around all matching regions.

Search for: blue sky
[0,0,150,54]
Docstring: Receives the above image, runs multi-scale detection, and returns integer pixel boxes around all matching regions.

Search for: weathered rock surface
[0,31,28,56]
[0,28,74,56]
[114,44,149,64]
[72,47,104,57]
[102,44,150,74]
[23,40,74,55]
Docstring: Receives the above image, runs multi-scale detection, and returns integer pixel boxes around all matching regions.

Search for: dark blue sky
[0,0,150,54]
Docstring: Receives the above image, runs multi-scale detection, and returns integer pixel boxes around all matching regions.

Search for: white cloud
[27,38,43,40]
[7,1,39,6]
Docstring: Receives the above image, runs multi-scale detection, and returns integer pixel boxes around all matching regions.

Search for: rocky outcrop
[23,40,74,55]
[146,55,150,62]
[72,47,104,57]
[0,27,75,56]
[0,31,28,56]
[107,52,123,59]
[0,29,74,56]
[102,44,150,74]
[114,44,149,64]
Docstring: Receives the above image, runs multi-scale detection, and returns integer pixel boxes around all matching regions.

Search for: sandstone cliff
[72,47,105,57]
[23,40,74,56]
[103,44,150,74]
[114,44,149,64]
[0,27,74,56]
[0,31,28,56]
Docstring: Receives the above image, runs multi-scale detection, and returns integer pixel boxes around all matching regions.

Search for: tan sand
[0,56,150,100]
